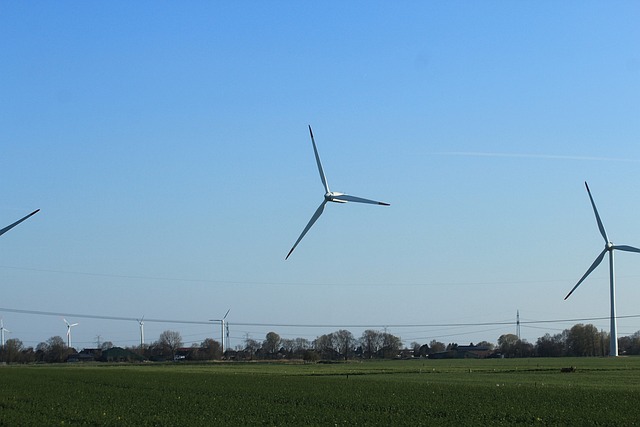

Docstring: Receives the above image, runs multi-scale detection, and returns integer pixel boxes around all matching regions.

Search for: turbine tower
[564,182,640,356]
[137,316,145,347]
[0,319,10,348]
[285,126,390,259]
[210,309,230,353]
[0,209,39,237]
[63,318,79,349]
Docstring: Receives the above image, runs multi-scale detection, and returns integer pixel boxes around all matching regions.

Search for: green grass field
[2,358,640,426]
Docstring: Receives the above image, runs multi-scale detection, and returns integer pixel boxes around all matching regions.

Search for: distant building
[428,345,494,359]
[455,345,493,359]
[67,349,97,363]
[100,347,143,362]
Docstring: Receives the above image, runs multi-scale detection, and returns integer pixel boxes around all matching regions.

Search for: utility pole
[225,322,230,351]
[516,310,521,340]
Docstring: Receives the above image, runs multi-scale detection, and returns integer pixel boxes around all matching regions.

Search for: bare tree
[313,333,335,359]
[361,330,384,359]
[381,332,402,358]
[536,333,565,357]
[244,338,261,358]
[429,340,445,353]
[100,341,114,351]
[333,330,355,360]
[158,330,183,359]
[294,338,311,351]
[199,338,222,360]
[475,341,495,351]
[498,333,518,356]
[37,336,68,363]
[280,338,295,353]
[410,341,421,356]
[262,332,281,355]
[1,338,24,363]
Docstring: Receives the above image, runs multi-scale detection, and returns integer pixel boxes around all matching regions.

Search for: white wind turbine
[564,182,640,356]
[286,126,390,259]
[0,209,39,237]
[63,318,79,349]
[210,309,230,352]
[137,316,145,347]
[0,318,10,348]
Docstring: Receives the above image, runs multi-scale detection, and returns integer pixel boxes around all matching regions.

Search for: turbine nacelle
[325,192,348,203]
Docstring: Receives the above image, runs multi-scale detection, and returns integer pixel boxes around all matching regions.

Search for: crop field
[2,357,640,426]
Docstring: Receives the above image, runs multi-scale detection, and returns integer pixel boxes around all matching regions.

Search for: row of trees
[3,323,640,363]
[497,325,640,357]
[231,330,405,361]
[0,328,405,363]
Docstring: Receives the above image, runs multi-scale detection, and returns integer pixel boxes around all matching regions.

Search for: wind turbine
[137,316,145,347]
[209,309,230,353]
[564,182,640,356]
[0,209,39,237]
[63,318,79,349]
[286,126,390,259]
[0,318,10,347]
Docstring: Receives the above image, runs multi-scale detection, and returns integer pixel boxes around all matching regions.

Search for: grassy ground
[1,357,639,426]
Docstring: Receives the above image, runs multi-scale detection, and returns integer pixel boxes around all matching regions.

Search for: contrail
[437,151,638,163]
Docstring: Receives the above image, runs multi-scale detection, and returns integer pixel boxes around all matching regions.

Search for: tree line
[3,323,640,363]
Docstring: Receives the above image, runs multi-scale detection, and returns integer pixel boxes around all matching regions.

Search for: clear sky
[1,2,639,351]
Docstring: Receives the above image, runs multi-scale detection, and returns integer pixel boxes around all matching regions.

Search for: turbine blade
[63,318,69,326]
[223,309,230,320]
[0,209,40,237]
[584,182,608,244]
[286,201,326,260]
[614,245,640,253]
[334,194,390,206]
[564,248,607,300]
[309,126,330,193]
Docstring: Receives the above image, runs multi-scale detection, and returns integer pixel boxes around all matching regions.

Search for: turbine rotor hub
[325,191,344,202]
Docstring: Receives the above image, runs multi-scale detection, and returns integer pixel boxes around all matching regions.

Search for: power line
[2,306,640,329]
[0,307,211,325]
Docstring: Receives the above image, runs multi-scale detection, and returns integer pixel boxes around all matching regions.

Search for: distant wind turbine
[0,318,10,347]
[564,182,640,356]
[210,309,230,352]
[0,209,39,237]
[63,318,79,349]
[137,316,145,347]
[286,126,390,259]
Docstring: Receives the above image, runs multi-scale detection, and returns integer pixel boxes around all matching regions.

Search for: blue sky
[1,2,639,350]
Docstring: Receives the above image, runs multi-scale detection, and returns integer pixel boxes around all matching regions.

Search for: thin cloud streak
[437,152,639,163]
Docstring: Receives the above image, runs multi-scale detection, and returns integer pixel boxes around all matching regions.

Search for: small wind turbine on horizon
[286,126,390,259]
[564,182,640,357]
[210,309,230,352]
[137,316,145,347]
[63,318,79,349]
[0,318,10,347]
[0,209,39,238]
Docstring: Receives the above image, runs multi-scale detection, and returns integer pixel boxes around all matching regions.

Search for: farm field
[1,357,640,426]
